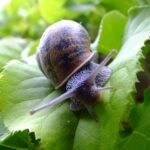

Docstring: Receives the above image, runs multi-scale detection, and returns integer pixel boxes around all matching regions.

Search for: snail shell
[36,20,94,89]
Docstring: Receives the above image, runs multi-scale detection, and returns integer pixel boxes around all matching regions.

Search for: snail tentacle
[30,89,75,115]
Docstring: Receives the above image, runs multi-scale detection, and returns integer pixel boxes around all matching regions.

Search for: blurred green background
[0,0,140,41]
[0,0,142,60]
[0,0,150,150]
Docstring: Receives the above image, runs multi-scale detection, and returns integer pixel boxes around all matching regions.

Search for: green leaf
[0,38,28,70]
[39,0,68,23]
[73,6,150,150]
[75,0,98,4]
[100,0,139,15]
[0,117,9,141]
[1,0,47,39]
[5,0,26,15]
[91,10,127,54]
[0,129,40,150]
[118,89,150,150]
[137,0,150,5]
[0,5,150,150]
[0,60,79,150]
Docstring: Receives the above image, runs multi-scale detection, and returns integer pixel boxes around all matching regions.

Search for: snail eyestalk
[30,90,75,115]
[88,50,117,83]
[97,86,112,91]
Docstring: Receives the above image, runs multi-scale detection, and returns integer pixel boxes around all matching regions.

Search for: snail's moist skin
[66,62,112,111]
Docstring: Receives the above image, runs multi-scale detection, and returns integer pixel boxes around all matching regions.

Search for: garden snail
[30,20,116,120]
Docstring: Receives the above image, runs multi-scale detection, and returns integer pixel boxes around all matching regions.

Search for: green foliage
[118,89,150,150]
[100,0,139,14]
[0,117,9,141]
[92,10,127,54]
[0,129,40,150]
[0,0,150,150]
[73,6,150,150]
[0,0,47,39]
[39,0,68,23]
[0,38,28,69]
[0,60,79,149]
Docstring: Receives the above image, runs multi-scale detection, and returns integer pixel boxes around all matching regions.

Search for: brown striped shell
[36,20,94,89]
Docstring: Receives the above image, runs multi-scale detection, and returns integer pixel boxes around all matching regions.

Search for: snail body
[31,20,116,120]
